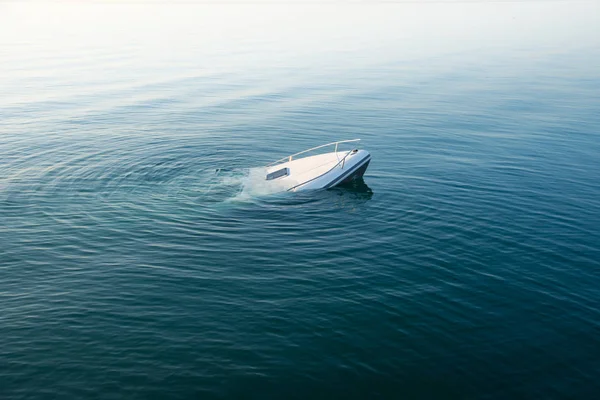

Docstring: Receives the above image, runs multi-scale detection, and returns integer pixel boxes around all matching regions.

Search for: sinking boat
[265,139,371,192]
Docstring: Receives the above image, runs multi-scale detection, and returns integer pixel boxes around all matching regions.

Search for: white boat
[264,139,371,192]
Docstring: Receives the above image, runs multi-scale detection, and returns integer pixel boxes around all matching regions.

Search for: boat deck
[266,151,351,190]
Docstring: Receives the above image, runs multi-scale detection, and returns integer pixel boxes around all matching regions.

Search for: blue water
[2,2,600,398]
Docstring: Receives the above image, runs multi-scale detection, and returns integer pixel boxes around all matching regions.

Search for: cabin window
[266,168,289,181]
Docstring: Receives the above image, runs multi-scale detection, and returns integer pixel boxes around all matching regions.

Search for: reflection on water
[1,2,600,399]
[336,178,373,197]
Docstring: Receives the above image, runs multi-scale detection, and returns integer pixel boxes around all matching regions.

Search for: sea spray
[230,167,292,202]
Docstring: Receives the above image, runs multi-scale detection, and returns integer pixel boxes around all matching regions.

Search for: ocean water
[2,2,600,398]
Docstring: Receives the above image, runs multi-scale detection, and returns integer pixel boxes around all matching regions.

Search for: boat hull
[264,146,371,193]
[338,159,370,185]
[289,150,371,192]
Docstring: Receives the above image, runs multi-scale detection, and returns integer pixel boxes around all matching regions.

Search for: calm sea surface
[1,2,600,398]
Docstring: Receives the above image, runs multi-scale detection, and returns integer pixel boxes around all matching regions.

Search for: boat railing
[266,139,361,167]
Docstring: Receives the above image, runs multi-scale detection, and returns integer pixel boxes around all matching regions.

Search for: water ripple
[2,2,600,398]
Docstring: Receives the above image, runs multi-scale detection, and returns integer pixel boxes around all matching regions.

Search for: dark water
[2,2,600,398]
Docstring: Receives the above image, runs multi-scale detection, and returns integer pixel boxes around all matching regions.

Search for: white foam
[229,167,290,202]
